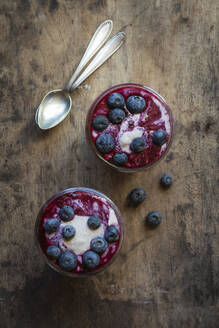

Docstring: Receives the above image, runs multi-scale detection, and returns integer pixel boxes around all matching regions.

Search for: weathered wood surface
[0,0,218,327]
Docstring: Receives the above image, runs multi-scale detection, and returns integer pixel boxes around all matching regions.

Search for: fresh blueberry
[83,250,100,270]
[146,211,162,227]
[58,251,77,271]
[113,153,128,166]
[152,129,167,146]
[59,205,74,222]
[87,215,101,230]
[128,188,146,206]
[96,133,115,154]
[130,137,146,153]
[62,225,76,240]
[91,237,108,254]
[126,95,146,114]
[108,108,126,124]
[93,115,109,131]
[160,173,173,188]
[107,92,125,109]
[104,225,119,243]
[44,218,60,234]
[46,245,61,260]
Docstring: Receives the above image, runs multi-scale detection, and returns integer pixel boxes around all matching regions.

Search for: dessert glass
[86,83,174,172]
[35,187,124,277]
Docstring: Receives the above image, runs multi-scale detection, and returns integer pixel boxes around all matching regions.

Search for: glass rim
[35,187,124,278]
[86,83,174,173]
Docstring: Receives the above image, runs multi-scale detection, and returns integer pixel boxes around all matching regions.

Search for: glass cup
[86,83,174,172]
[35,187,124,277]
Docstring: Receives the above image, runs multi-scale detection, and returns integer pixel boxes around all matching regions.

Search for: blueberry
[96,133,115,154]
[126,95,146,114]
[46,245,61,260]
[91,237,108,254]
[59,205,74,222]
[108,108,125,124]
[113,153,128,166]
[130,137,146,153]
[93,115,109,131]
[44,218,60,234]
[62,225,76,240]
[160,173,173,188]
[146,211,162,227]
[83,251,100,270]
[58,251,77,271]
[152,129,167,146]
[104,225,119,243]
[87,215,101,230]
[128,188,146,206]
[107,92,125,109]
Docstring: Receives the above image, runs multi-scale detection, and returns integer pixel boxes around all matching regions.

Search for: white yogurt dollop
[59,208,119,255]
[117,114,146,153]
[119,127,144,153]
[61,215,104,255]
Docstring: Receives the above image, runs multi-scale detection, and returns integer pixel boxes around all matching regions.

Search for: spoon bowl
[37,90,72,130]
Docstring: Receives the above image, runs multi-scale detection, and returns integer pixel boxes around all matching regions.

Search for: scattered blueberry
[152,129,167,146]
[113,152,128,166]
[87,215,101,230]
[126,95,146,114]
[59,205,74,222]
[96,133,115,154]
[146,211,162,227]
[44,218,60,234]
[128,188,146,206]
[62,225,76,240]
[91,236,108,254]
[130,137,146,153]
[83,250,100,270]
[104,225,119,243]
[93,115,109,131]
[108,108,126,124]
[58,251,77,271]
[107,92,125,109]
[160,173,173,188]
[46,245,61,260]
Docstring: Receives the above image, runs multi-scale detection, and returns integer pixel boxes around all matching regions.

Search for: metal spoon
[35,19,112,129]
[35,22,125,130]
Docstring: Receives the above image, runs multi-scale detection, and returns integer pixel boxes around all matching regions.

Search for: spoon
[36,21,125,130]
[35,19,112,129]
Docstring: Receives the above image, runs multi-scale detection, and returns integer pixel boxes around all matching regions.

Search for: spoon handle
[65,20,113,91]
[70,32,126,92]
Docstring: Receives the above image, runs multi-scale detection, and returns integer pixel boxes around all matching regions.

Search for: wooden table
[0,1,218,327]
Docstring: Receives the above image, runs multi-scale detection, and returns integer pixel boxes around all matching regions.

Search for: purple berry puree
[88,85,173,169]
[37,190,122,274]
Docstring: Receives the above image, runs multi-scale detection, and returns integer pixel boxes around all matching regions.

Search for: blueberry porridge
[36,188,123,276]
[86,83,174,172]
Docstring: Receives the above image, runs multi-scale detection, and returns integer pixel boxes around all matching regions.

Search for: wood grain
[0,0,218,327]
